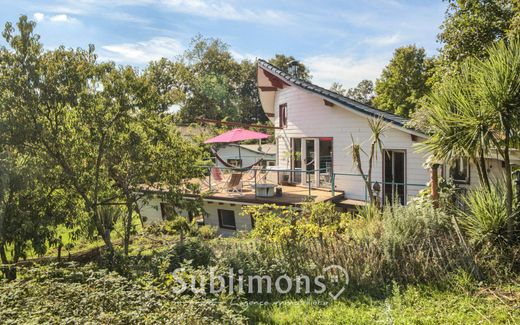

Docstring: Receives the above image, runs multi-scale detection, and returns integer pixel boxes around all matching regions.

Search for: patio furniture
[255,183,276,197]
[226,173,244,194]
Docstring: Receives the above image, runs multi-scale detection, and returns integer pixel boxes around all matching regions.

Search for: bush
[458,183,513,246]
[197,225,218,240]
[168,237,214,271]
[0,263,246,324]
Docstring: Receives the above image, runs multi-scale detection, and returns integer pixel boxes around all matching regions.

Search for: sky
[0,0,446,89]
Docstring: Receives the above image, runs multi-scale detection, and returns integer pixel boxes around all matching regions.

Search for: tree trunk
[478,150,491,191]
[0,242,8,265]
[430,164,440,209]
[123,202,133,256]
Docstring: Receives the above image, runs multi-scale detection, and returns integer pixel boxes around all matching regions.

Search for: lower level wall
[137,194,253,236]
[202,201,253,236]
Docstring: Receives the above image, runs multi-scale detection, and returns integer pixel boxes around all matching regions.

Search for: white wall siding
[202,202,252,236]
[273,86,431,202]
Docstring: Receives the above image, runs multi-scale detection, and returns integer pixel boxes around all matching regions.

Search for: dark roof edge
[257,59,426,138]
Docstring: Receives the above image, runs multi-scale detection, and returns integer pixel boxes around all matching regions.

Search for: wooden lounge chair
[226,173,243,194]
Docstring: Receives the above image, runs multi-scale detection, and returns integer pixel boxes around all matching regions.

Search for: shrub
[458,183,513,246]
[0,263,246,324]
[197,225,218,240]
[168,237,214,271]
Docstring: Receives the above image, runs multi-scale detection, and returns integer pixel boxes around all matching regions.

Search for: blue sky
[0,0,446,88]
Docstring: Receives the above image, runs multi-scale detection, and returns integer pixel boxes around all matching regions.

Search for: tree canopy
[373,45,433,117]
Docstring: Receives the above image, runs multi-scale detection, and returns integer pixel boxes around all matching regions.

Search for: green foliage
[373,45,433,117]
[330,80,374,105]
[177,35,268,124]
[380,201,451,249]
[436,0,516,76]
[458,183,513,246]
[243,202,345,243]
[168,237,214,271]
[0,16,206,257]
[268,54,311,81]
[197,225,218,240]
[418,37,520,238]
[0,263,246,324]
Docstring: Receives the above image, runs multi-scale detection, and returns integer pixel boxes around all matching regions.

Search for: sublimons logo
[172,265,349,300]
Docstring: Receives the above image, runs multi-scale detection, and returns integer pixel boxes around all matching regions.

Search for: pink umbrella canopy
[204,128,269,144]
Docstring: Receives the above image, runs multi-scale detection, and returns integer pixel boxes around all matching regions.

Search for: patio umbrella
[204,128,269,168]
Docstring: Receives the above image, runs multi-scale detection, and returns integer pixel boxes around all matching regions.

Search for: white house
[137,59,518,235]
[256,59,514,204]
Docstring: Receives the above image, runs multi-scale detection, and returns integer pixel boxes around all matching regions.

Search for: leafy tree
[268,54,311,81]
[373,45,433,117]
[331,80,375,105]
[329,82,348,95]
[0,150,76,265]
[0,16,205,256]
[418,38,520,240]
[437,0,516,75]
[144,58,189,113]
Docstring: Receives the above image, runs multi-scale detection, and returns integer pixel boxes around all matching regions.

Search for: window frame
[218,209,237,230]
[449,157,470,184]
[279,103,287,128]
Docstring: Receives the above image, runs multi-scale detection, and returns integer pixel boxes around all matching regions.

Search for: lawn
[246,283,520,324]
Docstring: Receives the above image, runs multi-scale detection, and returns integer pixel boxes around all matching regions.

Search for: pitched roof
[257,59,423,135]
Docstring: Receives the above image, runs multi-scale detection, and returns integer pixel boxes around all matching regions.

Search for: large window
[279,103,287,128]
[218,209,236,230]
[449,157,470,184]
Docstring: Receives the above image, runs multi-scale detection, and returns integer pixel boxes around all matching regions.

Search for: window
[218,209,236,230]
[449,157,470,184]
[160,203,176,220]
[279,103,287,128]
[226,159,242,167]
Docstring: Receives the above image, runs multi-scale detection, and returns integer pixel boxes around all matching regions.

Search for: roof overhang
[256,61,427,139]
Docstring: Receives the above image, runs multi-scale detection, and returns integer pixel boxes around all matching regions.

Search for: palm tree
[418,38,520,239]
[349,117,387,205]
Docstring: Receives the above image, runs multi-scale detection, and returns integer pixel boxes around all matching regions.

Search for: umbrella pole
[238,144,242,168]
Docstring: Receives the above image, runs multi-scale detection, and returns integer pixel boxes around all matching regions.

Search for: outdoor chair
[226,173,243,194]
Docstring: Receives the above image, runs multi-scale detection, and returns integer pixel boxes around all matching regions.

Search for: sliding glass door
[290,137,333,187]
[383,150,406,204]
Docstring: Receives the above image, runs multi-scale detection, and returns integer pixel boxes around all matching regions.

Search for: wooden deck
[185,178,344,206]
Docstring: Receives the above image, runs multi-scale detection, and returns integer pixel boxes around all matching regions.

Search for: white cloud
[101,36,184,64]
[230,49,258,62]
[304,54,389,89]
[49,14,78,23]
[363,33,401,46]
[33,12,45,22]
[160,0,292,24]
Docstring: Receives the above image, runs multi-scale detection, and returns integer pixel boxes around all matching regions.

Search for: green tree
[0,17,205,256]
[418,38,520,240]
[330,80,374,105]
[0,150,75,266]
[373,45,433,117]
[268,54,311,81]
[437,0,516,75]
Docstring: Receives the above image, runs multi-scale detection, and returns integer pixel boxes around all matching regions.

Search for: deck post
[208,167,212,191]
[331,173,335,196]
[308,171,311,196]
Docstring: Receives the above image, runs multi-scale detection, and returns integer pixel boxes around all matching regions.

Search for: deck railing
[199,165,331,198]
[198,165,431,203]
[331,172,428,204]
